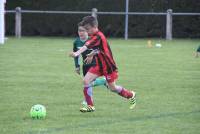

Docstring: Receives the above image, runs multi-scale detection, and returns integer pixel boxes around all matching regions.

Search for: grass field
[0,37,200,134]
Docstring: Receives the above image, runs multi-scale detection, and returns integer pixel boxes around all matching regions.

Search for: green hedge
[5,0,200,38]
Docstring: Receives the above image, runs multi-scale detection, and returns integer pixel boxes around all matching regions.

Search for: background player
[195,45,200,58]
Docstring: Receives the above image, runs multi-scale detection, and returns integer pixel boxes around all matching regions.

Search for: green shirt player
[195,45,200,58]
[73,25,107,105]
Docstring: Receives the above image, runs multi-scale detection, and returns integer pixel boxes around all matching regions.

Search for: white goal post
[0,0,6,44]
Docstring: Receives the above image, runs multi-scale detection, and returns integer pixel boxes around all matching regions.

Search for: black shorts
[197,46,200,52]
[82,65,93,76]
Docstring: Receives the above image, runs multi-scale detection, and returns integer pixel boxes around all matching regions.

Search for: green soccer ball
[30,104,46,119]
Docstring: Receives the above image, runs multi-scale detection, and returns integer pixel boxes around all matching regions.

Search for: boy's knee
[109,87,119,93]
[108,84,116,91]
[83,78,90,85]
[108,84,123,93]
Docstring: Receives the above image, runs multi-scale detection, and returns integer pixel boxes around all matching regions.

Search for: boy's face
[78,26,88,39]
[83,24,97,35]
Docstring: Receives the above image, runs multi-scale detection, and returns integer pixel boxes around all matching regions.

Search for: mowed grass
[0,37,200,134]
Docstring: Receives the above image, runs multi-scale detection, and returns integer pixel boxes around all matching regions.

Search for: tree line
[5,0,200,38]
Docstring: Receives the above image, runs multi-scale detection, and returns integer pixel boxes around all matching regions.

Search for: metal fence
[6,7,200,40]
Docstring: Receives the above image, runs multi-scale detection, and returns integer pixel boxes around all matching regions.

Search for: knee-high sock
[114,85,133,99]
[83,85,93,106]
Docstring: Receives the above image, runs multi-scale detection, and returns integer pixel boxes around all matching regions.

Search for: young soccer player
[70,16,136,112]
[73,24,107,105]
[195,45,200,58]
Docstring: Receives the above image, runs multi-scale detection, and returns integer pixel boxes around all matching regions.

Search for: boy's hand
[75,67,80,75]
[69,52,77,58]
[84,54,94,64]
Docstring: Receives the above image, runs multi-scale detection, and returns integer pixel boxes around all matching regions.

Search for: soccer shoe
[80,105,95,113]
[129,91,136,109]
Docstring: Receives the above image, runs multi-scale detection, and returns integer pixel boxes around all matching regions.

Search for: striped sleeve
[85,35,101,49]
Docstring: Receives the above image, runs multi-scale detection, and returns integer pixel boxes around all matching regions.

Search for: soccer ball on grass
[30,104,46,119]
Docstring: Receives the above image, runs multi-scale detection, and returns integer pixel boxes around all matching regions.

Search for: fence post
[91,8,98,18]
[125,0,129,40]
[15,7,21,38]
[0,0,5,44]
[166,9,172,40]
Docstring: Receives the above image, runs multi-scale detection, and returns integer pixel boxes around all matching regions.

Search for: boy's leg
[81,66,106,107]
[105,71,136,109]
[82,66,93,106]
[108,82,135,99]
[80,71,99,112]
[81,65,92,107]
[83,66,107,88]
[108,82,136,109]
[196,52,200,58]
[83,72,99,106]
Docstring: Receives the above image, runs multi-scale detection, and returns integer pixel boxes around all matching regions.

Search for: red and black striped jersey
[85,30,117,74]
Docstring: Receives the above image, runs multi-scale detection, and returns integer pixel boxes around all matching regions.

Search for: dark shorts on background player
[88,65,118,83]
[197,46,200,52]
[82,65,94,76]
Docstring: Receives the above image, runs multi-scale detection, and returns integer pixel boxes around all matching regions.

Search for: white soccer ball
[155,43,162,48]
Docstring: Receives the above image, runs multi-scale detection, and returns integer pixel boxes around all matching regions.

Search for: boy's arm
[73,42,80,68]
[84,49,99,64]
[69,35,100,58]
[69,45,88,57]
[74,57,80,68]
[87,49,99,57]
[73,42,80,75]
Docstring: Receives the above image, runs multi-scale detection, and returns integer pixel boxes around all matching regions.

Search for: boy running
[73,24,107,105]
[70,16,136,112]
